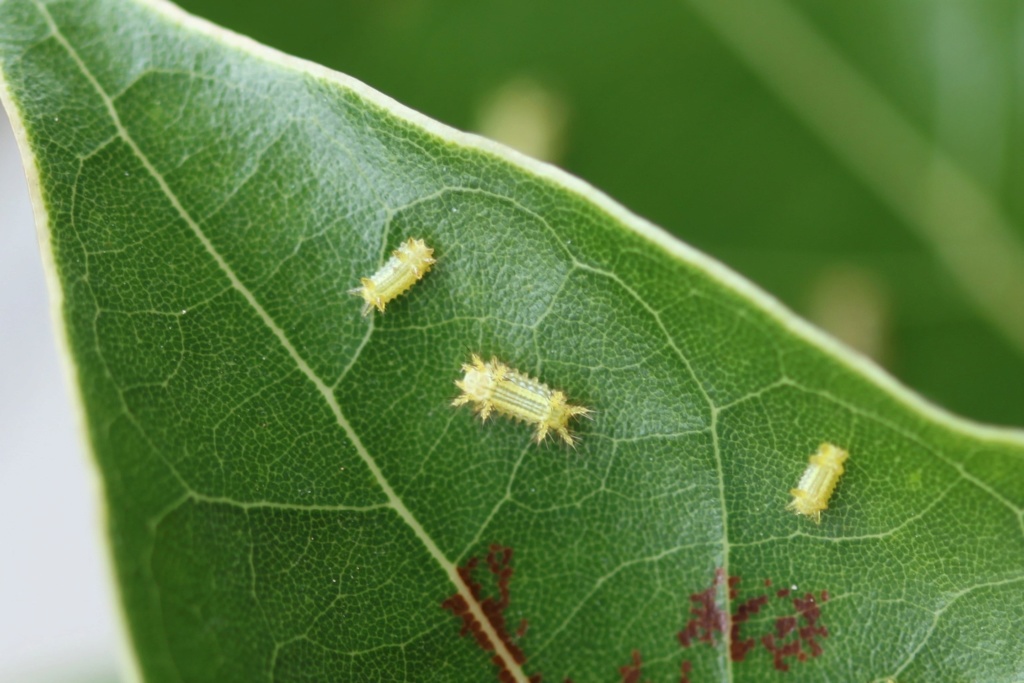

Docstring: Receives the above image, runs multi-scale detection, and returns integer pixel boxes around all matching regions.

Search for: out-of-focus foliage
[179,0,1024,426]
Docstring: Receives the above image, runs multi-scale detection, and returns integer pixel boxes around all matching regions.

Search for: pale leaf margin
[2,1,1024,682]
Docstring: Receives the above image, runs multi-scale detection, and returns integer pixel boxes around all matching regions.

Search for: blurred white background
[0,108,122,681]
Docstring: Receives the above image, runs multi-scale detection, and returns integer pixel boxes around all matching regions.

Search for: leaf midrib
[32,1,533,680]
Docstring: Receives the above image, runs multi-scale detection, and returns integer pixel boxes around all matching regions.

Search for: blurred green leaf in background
[176,0,1024,426]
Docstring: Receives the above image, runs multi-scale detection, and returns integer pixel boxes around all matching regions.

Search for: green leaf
[2,0,1023,681]
[174,0,1024,427]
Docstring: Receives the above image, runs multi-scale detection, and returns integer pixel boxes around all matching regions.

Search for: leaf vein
[33,3,532,679]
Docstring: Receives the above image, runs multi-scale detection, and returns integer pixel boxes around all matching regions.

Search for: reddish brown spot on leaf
[442,545,534,682]
[795,593,828,657]
[677,568,727,648]
[762,592,830,671]
[775,615,797,639]
[516,618,529,639]
[729,585,769,662]
[761,633,802,672]
[618,650,647,683]
[727,575,741,599]
[676,571,831,673]
[679,659,693,683]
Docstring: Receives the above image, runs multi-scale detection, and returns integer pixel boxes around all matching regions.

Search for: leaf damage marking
[677,570,831,673]
[761,590,830,671]
[516,618,529,639]
[729,585,769,662]
[677,567,728,648]
[617,649,648,683]
[442,545,541,683]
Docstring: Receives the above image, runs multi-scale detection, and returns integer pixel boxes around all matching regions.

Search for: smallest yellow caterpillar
[452,355,590,446]
[350,237,435,315]
[787,443,849,523]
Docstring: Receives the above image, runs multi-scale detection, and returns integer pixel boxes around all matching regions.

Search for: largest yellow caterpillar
[453,355,590,446]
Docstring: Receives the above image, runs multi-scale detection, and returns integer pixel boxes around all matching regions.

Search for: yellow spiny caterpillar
[787,443,849,523]
[350,237,435,315]
[452,355,590,445]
